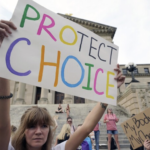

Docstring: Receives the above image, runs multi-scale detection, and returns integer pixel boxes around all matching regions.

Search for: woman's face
[25,123,49,149]
[108,109,112,113]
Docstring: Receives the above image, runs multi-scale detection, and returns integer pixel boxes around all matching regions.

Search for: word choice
[6,37,115,99]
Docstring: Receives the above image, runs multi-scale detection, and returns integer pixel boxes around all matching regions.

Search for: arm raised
[0,78,11,149]
[0,20,16,149]
[65,64,125,150]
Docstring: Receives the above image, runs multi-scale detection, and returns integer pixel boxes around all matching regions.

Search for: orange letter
[38,45,61,87]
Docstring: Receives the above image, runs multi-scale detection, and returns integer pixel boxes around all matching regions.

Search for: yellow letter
[106,71,115,99]
[59,25,77,45]
[38,45,61,87]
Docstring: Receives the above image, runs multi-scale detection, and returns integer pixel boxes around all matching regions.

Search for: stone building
[118,64,150,114]
[9,14,150,115]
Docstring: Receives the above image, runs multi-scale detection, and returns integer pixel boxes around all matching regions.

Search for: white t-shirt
[8,141,66,150]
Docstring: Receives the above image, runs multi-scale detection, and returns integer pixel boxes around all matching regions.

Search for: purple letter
[6,38,31,76]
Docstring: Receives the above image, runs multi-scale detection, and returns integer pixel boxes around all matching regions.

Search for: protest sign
[121,108,150,149]
[0,0,119,105]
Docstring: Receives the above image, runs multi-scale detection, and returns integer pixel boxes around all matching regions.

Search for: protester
[77,124,93,150]
[55,124,71,145]
[93,122,101,150]
[55,103,63,113]
[53,116,58,131]
[67,116,76,135]
[144,139,150,150]
[65,104,70,117]
[104,108,120,150]
[0,20,125,150]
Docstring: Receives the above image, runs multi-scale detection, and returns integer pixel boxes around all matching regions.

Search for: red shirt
[93,122,100,131]
[104,114,117,130]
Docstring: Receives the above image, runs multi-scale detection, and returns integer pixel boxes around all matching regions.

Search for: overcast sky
[0,0,150,65]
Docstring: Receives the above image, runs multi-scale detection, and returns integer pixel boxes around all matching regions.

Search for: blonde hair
[12,106,55,150]
[57,124,70,140]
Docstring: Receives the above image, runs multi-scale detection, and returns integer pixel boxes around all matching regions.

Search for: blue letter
[61,56,84,87]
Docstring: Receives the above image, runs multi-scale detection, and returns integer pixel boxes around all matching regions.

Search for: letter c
[6,38,31,76]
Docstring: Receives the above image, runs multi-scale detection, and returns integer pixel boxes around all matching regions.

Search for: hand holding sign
[0,20,17,46]
[114,64,125,88]
[121,108,150,149]
[144,139,150,150]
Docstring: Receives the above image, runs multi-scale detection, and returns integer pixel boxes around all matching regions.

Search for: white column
[63,93,73,104]
[38,88,48,104]
[48,90,55,104]
[15,82,26,104]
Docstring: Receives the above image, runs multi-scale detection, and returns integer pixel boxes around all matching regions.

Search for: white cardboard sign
[0,0,119,105]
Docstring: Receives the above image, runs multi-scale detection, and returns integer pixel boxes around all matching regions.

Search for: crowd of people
[0,20,150,150]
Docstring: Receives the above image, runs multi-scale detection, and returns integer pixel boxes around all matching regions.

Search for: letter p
[20,4,40,28]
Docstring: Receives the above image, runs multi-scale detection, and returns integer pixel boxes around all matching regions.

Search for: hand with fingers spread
[114,64,126,88]
[0,20,17,46]
[144,139,150,150]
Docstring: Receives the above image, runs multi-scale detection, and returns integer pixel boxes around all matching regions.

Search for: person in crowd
[65,104,70,117]
[89,131,95,149]
[67,116,76,135]
[104,108,120,150]
[93,121,101,150]
[55,103,63,113]
[144,139,150,150]
[53,116,58,131]
[55,124,71,145]
[0,20,125,150]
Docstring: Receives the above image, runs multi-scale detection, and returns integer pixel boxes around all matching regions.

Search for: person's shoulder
[52,141,67,150]
[104,114,108,117]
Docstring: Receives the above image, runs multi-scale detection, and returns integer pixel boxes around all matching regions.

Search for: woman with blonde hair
[0,20,125,150]
[55,124,71,145]
[65,104,70,117]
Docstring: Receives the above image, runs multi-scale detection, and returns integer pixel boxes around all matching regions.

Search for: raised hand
[0,20,17,46]
[114,64,125,88]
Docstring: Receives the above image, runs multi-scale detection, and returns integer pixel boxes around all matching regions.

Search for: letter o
[59,25,77,45]
[61,56,84,87]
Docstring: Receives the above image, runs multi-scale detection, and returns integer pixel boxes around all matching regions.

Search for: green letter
[82,63,94,90]
[20,4,40,27]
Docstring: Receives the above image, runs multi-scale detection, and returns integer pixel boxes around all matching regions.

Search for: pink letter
[37,14,56,41]
[94,68,104,95]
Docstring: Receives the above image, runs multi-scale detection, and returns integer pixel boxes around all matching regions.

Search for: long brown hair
[107,108,114,116]
[12,106,55,150]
